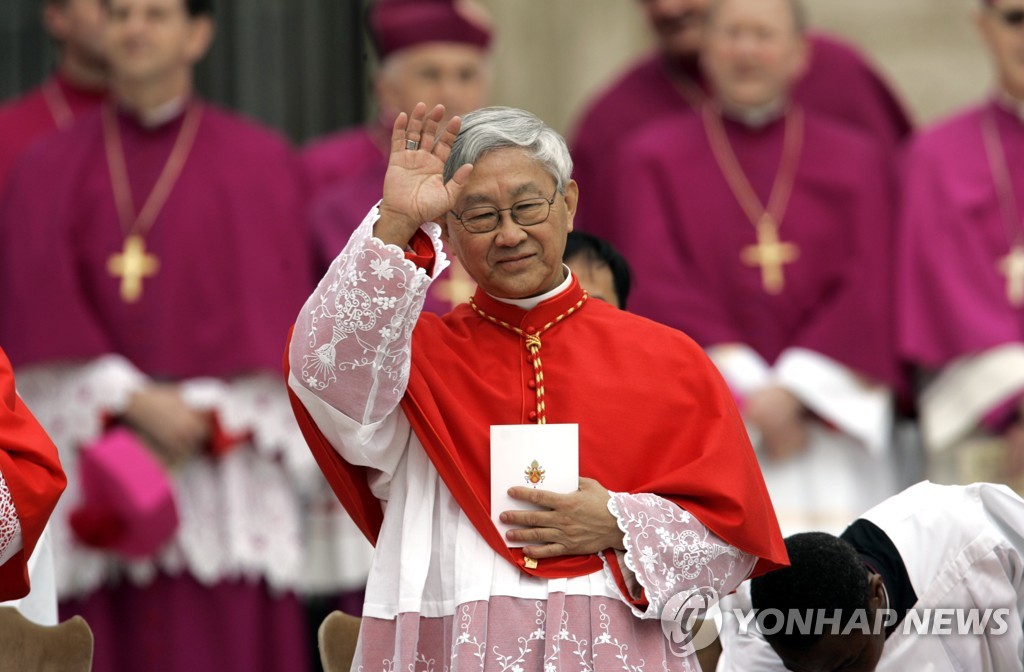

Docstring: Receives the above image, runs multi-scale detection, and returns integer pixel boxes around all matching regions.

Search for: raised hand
[375,102,475,248]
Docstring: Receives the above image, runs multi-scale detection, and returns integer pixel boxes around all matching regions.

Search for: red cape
[287,265,788,581]
[0,347,66,600]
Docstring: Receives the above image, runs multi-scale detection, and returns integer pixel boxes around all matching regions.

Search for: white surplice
[709,345,901,535]
[288,204,758,670]
[14,354,373,600]
[717,481,1024,671]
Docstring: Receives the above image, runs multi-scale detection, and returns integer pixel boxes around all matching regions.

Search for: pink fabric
[0,73,106,196]
[899,101,1024,370]
[607,111,898,386]
[302,124,387,199]
[569,33,912,239]
[60,573,309,672]
[0,101,313,377]
[69,427,178,558]
[981,392,1023,434]
[357,596,697,671]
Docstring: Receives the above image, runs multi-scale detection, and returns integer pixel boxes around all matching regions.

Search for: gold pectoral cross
[107,234,160,303]
[1001,244,1024,308]
[740,216,800,295]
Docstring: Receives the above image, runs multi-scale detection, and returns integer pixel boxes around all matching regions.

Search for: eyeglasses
[992,7,1024,27]
[450,188,559,234]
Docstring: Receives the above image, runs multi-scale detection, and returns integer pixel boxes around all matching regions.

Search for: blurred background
[0,0,995,141]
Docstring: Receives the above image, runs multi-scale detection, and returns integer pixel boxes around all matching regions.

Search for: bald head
[702,0,809,111]
[707,0,807,34]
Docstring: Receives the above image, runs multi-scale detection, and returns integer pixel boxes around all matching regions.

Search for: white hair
[443,107,573,192]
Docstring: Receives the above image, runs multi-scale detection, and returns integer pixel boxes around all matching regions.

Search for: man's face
[636,0,711,59]
[443,148,576,300]
[45,0,110,66]
[376,42,490,123]
[702,0,807,110]
[978,0,1024,99]
[105,0,211,85]
[566,257,619,308]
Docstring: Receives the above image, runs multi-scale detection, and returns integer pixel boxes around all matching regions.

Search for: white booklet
[490,423,579,547]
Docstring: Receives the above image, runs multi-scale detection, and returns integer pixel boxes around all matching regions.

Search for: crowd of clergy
[2,0,1024,669]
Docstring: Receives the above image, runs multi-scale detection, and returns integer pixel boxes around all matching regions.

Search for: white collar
[122,95,189,128]
[489,266,573,311]
[996,89,1024,124]
[719,97,787,129]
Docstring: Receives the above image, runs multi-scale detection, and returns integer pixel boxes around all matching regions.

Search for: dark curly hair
[750,532,870,652]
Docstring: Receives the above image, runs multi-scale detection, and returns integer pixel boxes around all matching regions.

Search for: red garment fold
[0,346,67,600]
[286,261,788,579]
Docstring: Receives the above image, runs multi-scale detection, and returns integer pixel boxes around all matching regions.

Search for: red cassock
[288,246,789,585]
[0,346,66,601]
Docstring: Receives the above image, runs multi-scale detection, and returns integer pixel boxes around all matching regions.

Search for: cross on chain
[107,235,160,303]
[1001,244,1024,308]
[740,216,800,295]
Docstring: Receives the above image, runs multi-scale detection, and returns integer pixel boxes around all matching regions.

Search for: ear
[790,34,811,81]
[975,6,995,49]
[43,3,70,43]
[185,15,215,65]
[867,573,886,609]
[563,179,579,234]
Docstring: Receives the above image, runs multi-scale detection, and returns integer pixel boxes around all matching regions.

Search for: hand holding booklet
[490,423,579,547]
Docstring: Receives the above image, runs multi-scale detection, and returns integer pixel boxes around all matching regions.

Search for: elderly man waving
[286,103,788,670]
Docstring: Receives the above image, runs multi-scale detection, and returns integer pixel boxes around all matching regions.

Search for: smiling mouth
[496,253,535,268]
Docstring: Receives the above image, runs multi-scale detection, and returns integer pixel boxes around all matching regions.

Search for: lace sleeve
[289,203,447,426]
[0,471,23,567]
[605,492,757,619]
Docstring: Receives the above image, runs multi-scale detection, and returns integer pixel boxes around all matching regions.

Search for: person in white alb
[716,481,1024,671]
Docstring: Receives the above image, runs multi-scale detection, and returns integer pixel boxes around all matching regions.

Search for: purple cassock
[303,123,387,200]
[0,73,106,196]
[899,100,1024,370]
[609,109,898,386]
[304,124,477,315]
[570,33,912,239]
[0,102,313,377]
[0,102,314,671]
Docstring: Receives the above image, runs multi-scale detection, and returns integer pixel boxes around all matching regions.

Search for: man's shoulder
[571,53,678,143]
[801,111,885,159]
[584,53,668,106]
[614,109,705,163]
[303,125,377,163]
[805,32,891,83]
[0,84,46,122]
[198,102,293,156]
[7,107,103,175]
[906,103,989,161]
